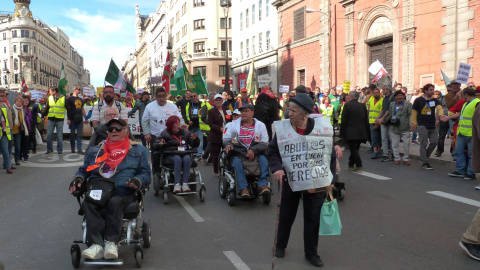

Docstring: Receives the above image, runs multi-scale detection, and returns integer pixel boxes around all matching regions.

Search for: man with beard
[90,86,127,128]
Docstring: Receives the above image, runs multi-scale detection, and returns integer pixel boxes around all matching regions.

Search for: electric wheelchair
[152,149,206,204]
[218,149,273,206]
[70,189,151,268]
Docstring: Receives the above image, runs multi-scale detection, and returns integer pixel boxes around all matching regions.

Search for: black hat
[106,118,127,127]
[451,80,461,84]
[289,93,314,114]
[238,104,254,111]
[393,90,405,97]
[294,85,307,93]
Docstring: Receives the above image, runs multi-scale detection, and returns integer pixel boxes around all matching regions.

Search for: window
[170,18,174,29]
[2,33,5,40]
[21,30,29,38]
[182,3,187,15]
[266,0,269,16]
[298,69,305,86]
[259,32,262,53]
[176,11,180,22]
[259,0,262,21]
[182,44,187,54]
[194,41,205,52]
[252,5,255,25]
[193,0,205,7]
[220,40,232,52]
[266,30,270,50]
[246,39,249,57]
[182,25,187,36]
[13,45,16,53]
[258,66,269,75]
[240,42,243,59]
[23,45,28,53]
[176,32,180,42]
[293,7,305,41]
[31,31,35,39]
[14,59,18,70]
[220,18,232,29]
[33,45,35,54]
[252,36,256,55]
[240,13,243,31]
[246,9,249,28]
[219,65,226,76]
[14,74,18,84]
[194,19,205,29]
[193,66,206,76]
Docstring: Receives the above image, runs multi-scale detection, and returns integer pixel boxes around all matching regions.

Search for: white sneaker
[104,241,118,260]
[475,185,480,190]
[81,244,104,260]
[174,184,181,193]
[182,183,191,192]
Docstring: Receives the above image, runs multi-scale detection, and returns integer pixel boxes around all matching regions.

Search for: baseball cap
[240,88,248,93]
[106,118,127,127]
[233,109,240,115]
[214,94,224,100]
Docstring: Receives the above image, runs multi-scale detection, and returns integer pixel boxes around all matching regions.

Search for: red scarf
[86,138,130,172]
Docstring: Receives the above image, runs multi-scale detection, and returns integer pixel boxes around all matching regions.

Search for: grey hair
[209,93,216,99]
[289,102,309,116]
[104,107,119,120]
[349,91,360,100]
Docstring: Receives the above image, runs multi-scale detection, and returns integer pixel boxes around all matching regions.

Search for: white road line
[427,191,480,208]
[174,196,204,222]
[20,162,84,168]
[223,251,251,270]
[354,171,392,180]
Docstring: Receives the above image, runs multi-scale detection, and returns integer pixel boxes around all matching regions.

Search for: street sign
[222,79,233,85]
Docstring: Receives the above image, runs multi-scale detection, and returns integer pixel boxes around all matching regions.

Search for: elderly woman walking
[268,93,339,267]
[11,96,29,165]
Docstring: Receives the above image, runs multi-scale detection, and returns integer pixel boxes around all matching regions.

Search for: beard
[104,96,113,103]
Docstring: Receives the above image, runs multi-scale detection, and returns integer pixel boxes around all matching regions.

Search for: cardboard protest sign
[456,63,471,84]
[279,85,290,93]
[343,81,351,93]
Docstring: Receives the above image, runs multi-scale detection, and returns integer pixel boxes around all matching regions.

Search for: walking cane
[272,175,285,270]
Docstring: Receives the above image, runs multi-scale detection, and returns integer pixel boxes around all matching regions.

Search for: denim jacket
[74,141,151,196]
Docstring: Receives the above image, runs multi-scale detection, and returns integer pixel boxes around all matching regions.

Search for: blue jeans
[47,120,64,153]
[12,133,21,163]
[189,127,203,156]
[455,134,473,176]
[0,135,11,169]
[69,121,83,151]
[369,124,381,148]
[232,155,269,190]
[165,155,191,184]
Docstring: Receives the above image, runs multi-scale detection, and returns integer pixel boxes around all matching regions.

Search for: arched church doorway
[366,17,393,88]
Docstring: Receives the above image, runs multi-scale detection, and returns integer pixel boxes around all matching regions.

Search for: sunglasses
[107,126,125,133]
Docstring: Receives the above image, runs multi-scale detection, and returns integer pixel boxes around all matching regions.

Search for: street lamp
[221,0,231,92]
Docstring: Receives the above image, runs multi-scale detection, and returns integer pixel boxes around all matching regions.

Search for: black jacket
[268,118,337,185]
[154,128,200,151]
[340,100,369,142]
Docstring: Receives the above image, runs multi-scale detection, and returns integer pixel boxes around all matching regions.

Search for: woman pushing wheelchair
[153,115,200,193]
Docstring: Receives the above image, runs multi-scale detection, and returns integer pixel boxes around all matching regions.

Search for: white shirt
[91,101,128,125]
[142,101,183,137]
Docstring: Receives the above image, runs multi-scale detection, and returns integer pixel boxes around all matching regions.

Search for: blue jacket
[74,142,151,196]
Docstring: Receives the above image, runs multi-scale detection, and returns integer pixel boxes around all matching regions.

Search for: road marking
[427,191,480,207]
[174,196,204,222]
[354,171,392,180]
[20,161,84,168]
[223,251,251,270]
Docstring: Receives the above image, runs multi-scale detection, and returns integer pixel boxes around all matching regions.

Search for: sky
[3,0,160,88]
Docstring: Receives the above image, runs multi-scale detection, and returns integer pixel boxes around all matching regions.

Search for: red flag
[21,78,28,93]
[371,67,388,83]
[161,52,171,93]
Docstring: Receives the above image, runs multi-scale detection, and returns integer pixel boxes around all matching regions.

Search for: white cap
[233,109,240,115]
[214,94,223,100]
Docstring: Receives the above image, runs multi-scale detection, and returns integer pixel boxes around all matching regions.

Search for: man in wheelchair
[69,118,151,261]
[223,104,270,197]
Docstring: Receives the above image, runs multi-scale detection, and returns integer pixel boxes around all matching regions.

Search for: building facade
[273,0,479,93]
[0,0,90,93]
[231,0,280,93]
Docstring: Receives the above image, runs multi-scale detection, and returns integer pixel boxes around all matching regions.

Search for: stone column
[340,0,356,85]
[319,0,331,90]
[400,28,415,91]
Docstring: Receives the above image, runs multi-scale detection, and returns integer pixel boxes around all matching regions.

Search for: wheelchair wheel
[227,190,236,206]
[162,191,168,204]
[199,186,206,202]
[142,220,151,248]
[71,244,81,268]
[262,193,271,205]
[134,244,143,268]
[338,189,345,200]
[153,173,160,196]
[219,176,228,199]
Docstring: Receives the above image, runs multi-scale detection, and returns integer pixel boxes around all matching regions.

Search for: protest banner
[279,85,290,93]
[343,81,351,93]
[456,63,471,84]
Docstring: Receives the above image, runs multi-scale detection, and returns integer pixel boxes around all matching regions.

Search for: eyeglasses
[106,113,119,117]
[107,126,125,133]
[104,91,114,94]
[157,95,167,99]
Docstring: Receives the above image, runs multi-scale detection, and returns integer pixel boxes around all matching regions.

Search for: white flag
[368,60,384,76]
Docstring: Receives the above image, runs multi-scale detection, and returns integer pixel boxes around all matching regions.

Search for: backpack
[97,100,122,114]
[254,99,275,125]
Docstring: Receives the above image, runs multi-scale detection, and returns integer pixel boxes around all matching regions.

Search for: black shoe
[459,241,480,261]
[448,171,465,178]
[381,156,389,162]
[422,162,433,170]
[45,151,53,155]
[275,248,285,258]
[464,174,476,180]
[305,255,324,267]
[71,148,76,153]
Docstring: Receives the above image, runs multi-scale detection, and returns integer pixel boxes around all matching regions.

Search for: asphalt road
[0,140,479,269]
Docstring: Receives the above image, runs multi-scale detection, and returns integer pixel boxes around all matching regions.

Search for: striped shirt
[239,124,255,147]
[90,101,128,125]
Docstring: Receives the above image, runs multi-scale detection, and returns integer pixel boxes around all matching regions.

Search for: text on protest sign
[279,85,290,93]
[456,63,471,84]
[343,81,351,93]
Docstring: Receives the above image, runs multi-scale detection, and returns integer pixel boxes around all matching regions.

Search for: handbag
[73,113,83,124]
[319,189,342,235]
[242,156,261,177]
[84,177,116,207]
[35,128,43,145]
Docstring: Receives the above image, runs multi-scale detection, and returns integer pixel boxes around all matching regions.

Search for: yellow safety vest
[367,97,383,124]
[1,107,11,140]
[47,96,66,119]
[37,104,44,123]
[186,101,211,132]
[338,104,344,124]
[320,104,334,124]
[457,98,480,137]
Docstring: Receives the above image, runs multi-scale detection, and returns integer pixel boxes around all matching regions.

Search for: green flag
[105,59,136,94]
[58,63,67,96]
[173,54,187,91]
[191,71,208,95]
[174,54,208,95]
[246,57,257,97]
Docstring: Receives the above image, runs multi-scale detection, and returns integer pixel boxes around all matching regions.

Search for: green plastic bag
[319,190,342,235]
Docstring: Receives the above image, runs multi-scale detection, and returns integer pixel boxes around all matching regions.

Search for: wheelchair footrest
[174,191,197,196]
[73,240,83,244]
[84,259,124,265]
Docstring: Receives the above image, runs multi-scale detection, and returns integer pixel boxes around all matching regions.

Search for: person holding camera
[384,90,413,165]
